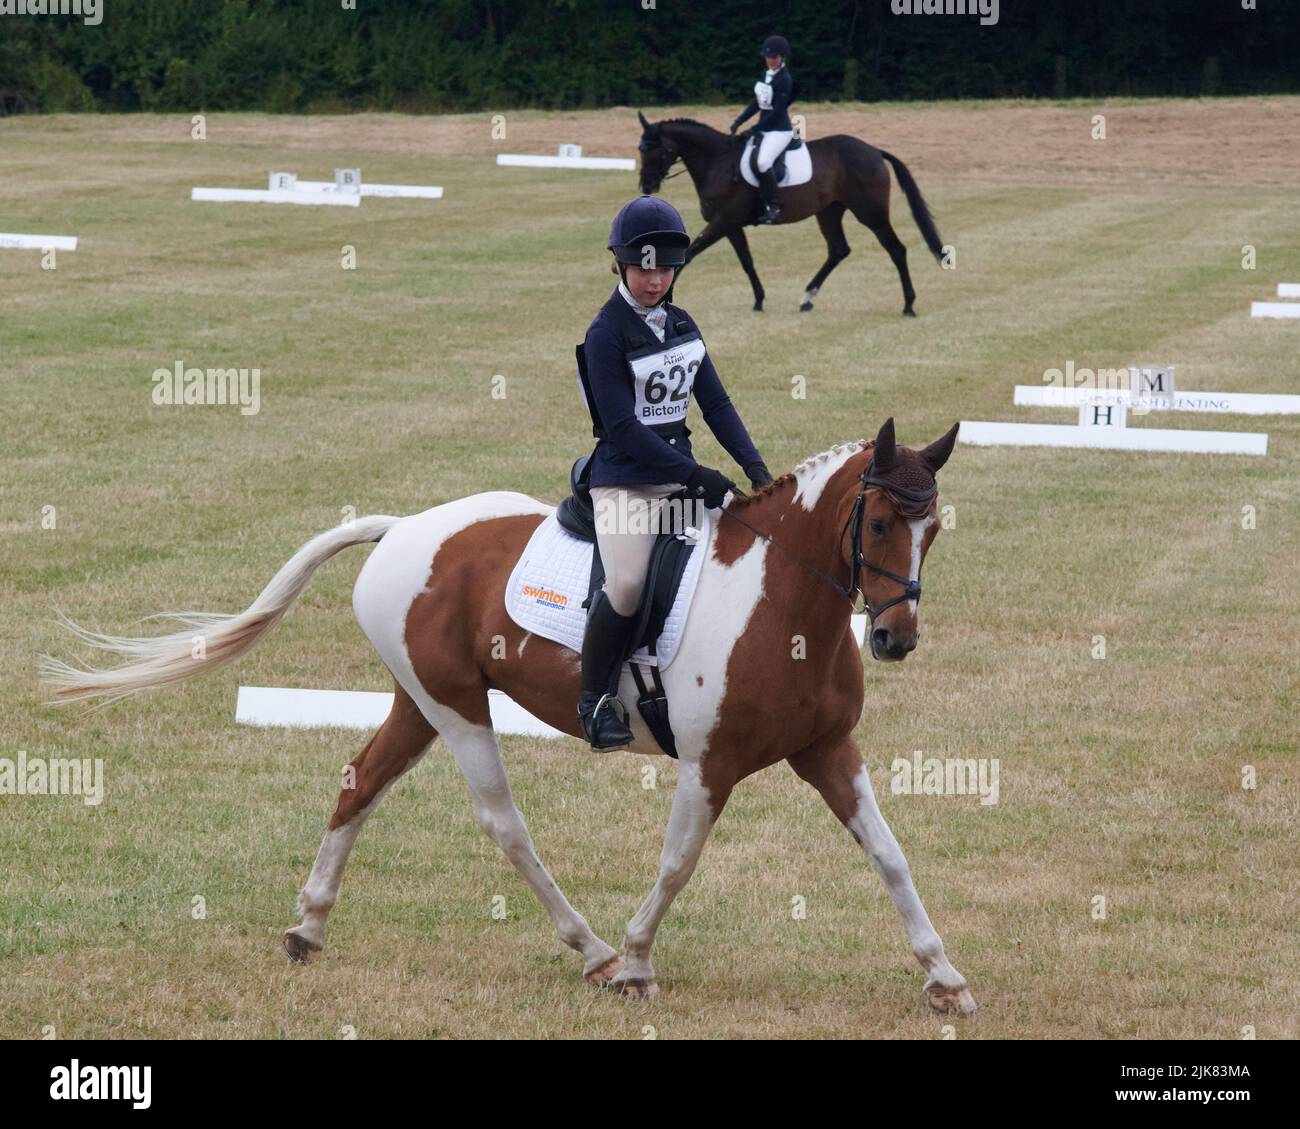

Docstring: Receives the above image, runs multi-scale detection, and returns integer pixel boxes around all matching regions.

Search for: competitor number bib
[627,334,706,427]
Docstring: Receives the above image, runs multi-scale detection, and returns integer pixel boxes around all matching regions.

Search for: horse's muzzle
[870,626,917,662]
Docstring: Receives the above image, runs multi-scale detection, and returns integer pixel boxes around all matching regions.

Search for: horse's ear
[873,417,897,470]
[919,422,960,474]
[638,111,650,132]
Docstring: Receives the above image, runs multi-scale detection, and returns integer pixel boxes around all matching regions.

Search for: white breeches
[756,130,795,173]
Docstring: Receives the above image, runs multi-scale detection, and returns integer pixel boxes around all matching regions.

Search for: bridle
[638,136,687,188]
[721,459,936,628]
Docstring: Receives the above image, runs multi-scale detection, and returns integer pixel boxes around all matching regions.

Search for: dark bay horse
[43,419,975,1015]
[637,113,945,317]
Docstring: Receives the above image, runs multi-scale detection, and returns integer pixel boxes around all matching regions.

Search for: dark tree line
[1,0,1297,115]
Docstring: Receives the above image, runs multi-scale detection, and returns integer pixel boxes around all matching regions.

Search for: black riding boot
[757,168,782,224]
[577,591,638,751]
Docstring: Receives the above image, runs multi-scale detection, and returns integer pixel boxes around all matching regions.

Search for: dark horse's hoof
[903,308,917,318]
[799,301,814,313]
[753,302,764,313]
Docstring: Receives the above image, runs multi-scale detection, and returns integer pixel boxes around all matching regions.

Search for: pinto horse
[43,418,975,1014]
[637,113,945,317]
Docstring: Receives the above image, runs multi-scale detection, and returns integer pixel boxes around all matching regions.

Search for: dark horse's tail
[879,151,944,261]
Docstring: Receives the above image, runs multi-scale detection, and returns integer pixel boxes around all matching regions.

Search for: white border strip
[1277,284,1300,298]
[0,232,77,250]
[959,420,1267,456]
[1013,385,1300,415]
[236,686,565,737]
[1251,301,1300,319]
[497,154,636,170]
[296,181,444,199]
[191,187,361,207]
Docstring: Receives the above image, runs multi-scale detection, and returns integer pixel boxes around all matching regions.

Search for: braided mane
[731,439,873,509]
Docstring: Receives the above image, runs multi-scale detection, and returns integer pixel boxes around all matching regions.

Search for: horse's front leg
[789,736,976,1014]
[725,228,766,311]
[609,758,732,1000]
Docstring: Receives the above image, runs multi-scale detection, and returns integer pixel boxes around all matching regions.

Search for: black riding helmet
[608,195,690,269]
[761,34,790,59]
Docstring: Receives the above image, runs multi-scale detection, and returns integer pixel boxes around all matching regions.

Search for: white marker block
[558,144,584,158]
[0,232,78,250]
[959,421,1267,456]
[1251,302,1300,319]
[191,187,360,206]
[1277,284,1300,298]
[1015,385,1300,416]
[268,171,297,190]
[497,154,636,171]
[297,180,443,199]
[235,686,564,737]
[1078,398,1127,428]
[334,168,362,193]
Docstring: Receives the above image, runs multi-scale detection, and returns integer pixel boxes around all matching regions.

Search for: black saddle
[555,454,699,757]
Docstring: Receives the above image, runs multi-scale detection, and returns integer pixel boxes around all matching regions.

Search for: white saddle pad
[504,509,712,670]
[740,136,812,188]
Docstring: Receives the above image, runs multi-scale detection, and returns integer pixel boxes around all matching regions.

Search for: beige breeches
[590,483,690,615]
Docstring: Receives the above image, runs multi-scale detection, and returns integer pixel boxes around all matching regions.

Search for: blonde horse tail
[40,515,401,706]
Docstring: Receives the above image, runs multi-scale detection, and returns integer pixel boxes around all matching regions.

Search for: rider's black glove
[729,120,741,135]
[686,465,741,508]
[744,461,774,489]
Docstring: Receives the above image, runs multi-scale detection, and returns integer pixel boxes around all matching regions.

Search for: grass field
[2,99,1297,1039]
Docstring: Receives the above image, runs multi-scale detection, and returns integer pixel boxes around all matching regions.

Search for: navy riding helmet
[761,34,790,59]
[608,195,690,267]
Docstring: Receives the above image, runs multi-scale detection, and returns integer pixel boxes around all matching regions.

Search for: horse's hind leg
[284,682,436,962]
[725,228,766,312]
[800,203,851,313]
[435,704,622,986]
[849,202,918,317]
[788,736,976,1014]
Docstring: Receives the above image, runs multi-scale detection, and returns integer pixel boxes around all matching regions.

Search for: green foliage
[1,0,1297,114]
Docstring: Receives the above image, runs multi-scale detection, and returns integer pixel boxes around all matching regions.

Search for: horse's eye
[869,519,887,537]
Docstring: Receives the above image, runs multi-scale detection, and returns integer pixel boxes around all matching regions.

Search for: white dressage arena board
[960,420,1267,456]
[295,180,443,199]
[236,686,563,737]
[1013,386,1300,416]
[1,232,78,250]
[1251,302,1300,319]
[191,187,360,207]
[497,154,636,170]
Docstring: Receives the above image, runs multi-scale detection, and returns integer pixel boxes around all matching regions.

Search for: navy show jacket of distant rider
[581,288,763,487]
[735,63,794,132]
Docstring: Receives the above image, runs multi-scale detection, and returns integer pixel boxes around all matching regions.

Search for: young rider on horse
[575,195,773,751]
[730,34,795,225]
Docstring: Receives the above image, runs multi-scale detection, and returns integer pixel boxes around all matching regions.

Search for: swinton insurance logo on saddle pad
[522,584,570,610]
